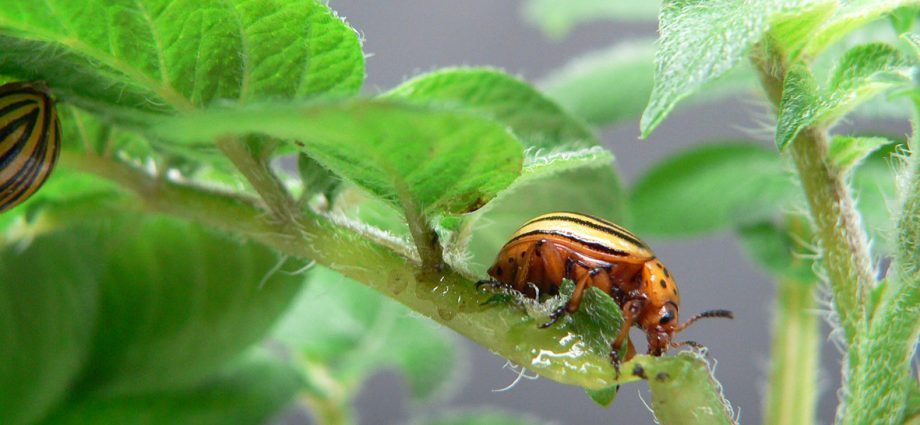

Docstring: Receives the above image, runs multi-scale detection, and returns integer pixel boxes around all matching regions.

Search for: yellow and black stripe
[0,82,60,213]
[509,212,653,259]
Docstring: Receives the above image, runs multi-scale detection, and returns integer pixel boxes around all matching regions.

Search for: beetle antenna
[671,340,704,349]
[676,309,734,332]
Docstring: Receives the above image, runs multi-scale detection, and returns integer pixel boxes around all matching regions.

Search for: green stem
[843,109,920,425]
[216,137,300,224]
[299,360,355,425]
[752,49,875,344]
[764,278,819,425]
[62,151,640,390]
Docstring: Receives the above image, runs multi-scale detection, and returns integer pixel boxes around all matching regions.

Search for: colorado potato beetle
[480,212,732,368]
[0,81,61,213]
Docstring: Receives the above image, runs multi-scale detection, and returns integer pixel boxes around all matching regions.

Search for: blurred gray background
[310,2,869,424]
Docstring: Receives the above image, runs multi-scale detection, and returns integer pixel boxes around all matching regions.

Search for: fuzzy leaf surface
[159,101,523,217]
[386,68,596,149]
[805,0,920,55]
[0,0,364,123]
[640,0,825,136]
[776,44,910,149]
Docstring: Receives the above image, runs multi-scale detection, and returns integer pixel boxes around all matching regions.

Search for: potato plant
[0,1,917,424]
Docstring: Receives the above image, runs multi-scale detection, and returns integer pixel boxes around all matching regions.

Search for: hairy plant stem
[842,106,920,425]
[751,42,914,425]
[217,137,300,225]
[753,49,874,344]
[62,151,643,390]
[764,277,819,425]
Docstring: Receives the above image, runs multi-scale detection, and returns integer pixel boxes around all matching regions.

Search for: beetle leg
[610,298,644,373]
[513,243,540,291]
[539,240,565,284]
[539,266,593,328]
[565,267,604,313]
[475,279,514,292]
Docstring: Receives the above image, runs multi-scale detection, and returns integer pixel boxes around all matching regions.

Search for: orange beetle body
[483,212,730,365]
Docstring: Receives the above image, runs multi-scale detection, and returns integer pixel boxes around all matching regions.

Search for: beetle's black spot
[521,252,526,258]
[632,365,647,379]
[508,258,514,264]
[655,372,670,382]
[660,279,667,289]
[663,267,670,278]
[495,266,503,276]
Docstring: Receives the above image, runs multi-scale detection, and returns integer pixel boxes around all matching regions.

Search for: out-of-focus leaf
[80,217,305,395]
[158,101,524,218]
[889,6,920,34]
[0,0,364,124]
[828,135,895,172]
[776,44,910,150]
[853,143,901,256]
[805,0,920,56]
[629,143,797,237]
[0,227,102,425]
[385,68,596,149]
[769,2,838,57]
[0,167,124,237]
[522,0,659,37]
[417,409,549,425]
[273,266,461,400]
[737,220,816,282]
[541,40,756,127]
[41,351,302,425]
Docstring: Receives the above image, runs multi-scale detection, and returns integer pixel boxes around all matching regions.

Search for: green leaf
[0,0,364,122]
[521,0,659,37]
[541,40,756,127]
[585,385,619,407]
[385,67,597,150]
[416,409,548,425]
[298,153,340,203]
[273,266,460,400]
[904,32,920,57]
[889,6,920,34]
[158,100,524,218]
[0,227,103,425]
[768,1,839,57]
[629,142,797,237]
[41,351,302,425]
[805,0,920,56]
[737,220,816,282]
[640,353,735,425]
[828,135,894,172]
[0,167,124,237]
[853,144,901,258]
[453,148,624,272]
[640,0,826,137]
[80,216,305,395]
[776,44,910,150]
